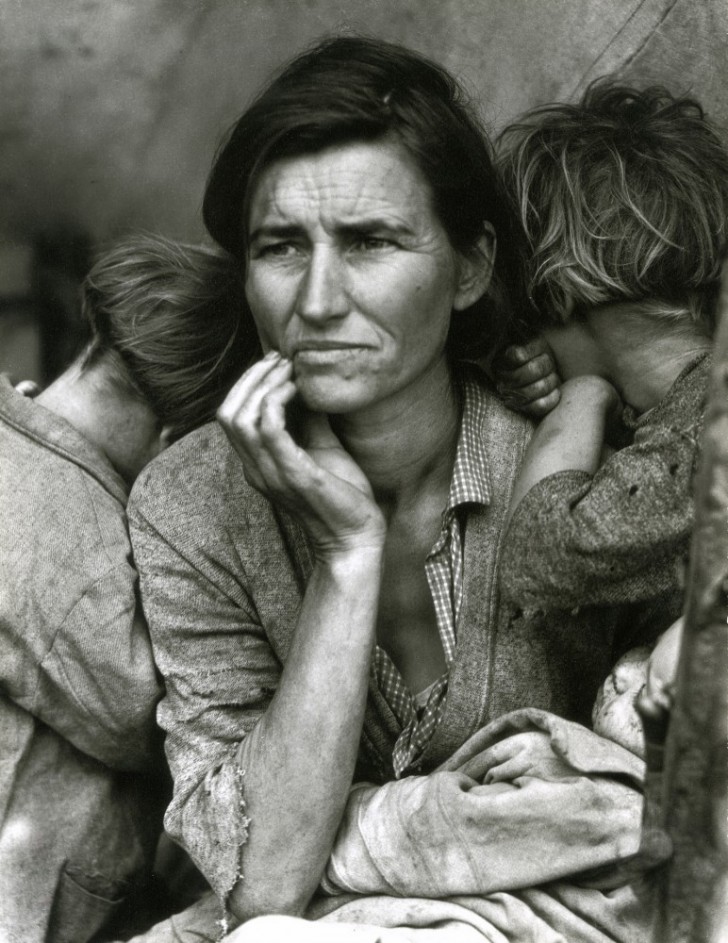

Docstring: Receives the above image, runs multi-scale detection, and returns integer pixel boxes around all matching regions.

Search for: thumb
[300,411,341,450]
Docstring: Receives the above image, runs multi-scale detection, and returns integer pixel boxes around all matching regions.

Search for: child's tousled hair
[497,78,728,334]
[82,233,258,442]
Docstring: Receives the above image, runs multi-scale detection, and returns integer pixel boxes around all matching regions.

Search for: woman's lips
[292,344,370,364]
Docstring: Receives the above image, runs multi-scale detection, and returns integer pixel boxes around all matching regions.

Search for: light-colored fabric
[324,709,646,899]
[501,354,709,612]
[235,913,488,942]
[0,375,166,943]
[303,710,655,943]
[128,367,671,907]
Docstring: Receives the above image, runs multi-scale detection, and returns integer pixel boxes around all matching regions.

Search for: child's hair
[497,78,728,334]
[81,233,260,442]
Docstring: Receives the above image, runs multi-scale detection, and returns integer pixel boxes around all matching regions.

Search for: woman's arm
[132,352,387,923]
[232,546,381,920]
[217,353,386,921]
[322,715,647,899]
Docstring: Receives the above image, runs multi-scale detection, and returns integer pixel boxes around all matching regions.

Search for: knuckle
[529,375,556,397]
[520,359,547,383]
[517,363,535,382]
[216,403,232,425]
[533,352,554,373]
[507,344,530,366]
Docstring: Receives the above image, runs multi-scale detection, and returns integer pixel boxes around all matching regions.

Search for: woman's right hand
[217,352,386,559]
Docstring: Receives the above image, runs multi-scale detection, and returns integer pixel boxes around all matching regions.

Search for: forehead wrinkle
[251,144,434,237]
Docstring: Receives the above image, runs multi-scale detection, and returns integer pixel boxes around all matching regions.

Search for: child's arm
[500,360,707,611]
[505,375,620,530]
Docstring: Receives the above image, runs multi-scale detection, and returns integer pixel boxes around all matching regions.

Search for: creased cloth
[311,709,658,942]
[129,368,672,903]
[500,354,709,612]
[0,376,166,943]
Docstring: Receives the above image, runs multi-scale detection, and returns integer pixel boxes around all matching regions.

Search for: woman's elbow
[227,876,316,924]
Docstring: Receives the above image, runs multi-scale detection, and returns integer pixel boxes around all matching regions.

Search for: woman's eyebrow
[250,219,417,242]
[337,218,415,237]
[248,223,303,243]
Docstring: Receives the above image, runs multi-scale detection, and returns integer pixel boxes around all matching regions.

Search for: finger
[497,382,560,413]
[499,337,550,368]
[522,388,562,418]
[483,754,531,783]
[218,358,294,485]
[218,357,294,444]
[519,373,560,400]
[258,380,299,442]
[217,351,287,425]
[497,352,557,389]
[15,379,40,397]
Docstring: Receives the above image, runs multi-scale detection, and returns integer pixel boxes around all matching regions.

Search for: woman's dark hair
[82,233,258,441]
[203,35,529,358]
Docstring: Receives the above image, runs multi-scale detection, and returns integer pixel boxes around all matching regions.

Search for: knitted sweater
[500,354,710,612]
[128,373,668,901]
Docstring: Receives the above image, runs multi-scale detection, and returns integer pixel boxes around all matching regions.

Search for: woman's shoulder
[128,420,272,538]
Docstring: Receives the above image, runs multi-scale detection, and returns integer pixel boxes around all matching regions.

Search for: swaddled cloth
[292,704,663,943]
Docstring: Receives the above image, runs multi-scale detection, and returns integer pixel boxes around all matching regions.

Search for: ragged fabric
[307,709,662,943]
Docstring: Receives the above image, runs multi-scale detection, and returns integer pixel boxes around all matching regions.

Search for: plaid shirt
[373,376,490,777]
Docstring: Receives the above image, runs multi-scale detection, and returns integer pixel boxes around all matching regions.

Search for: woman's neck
[330,359,461,512]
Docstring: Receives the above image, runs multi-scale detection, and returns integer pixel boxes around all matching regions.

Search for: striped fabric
[373,377,491,777]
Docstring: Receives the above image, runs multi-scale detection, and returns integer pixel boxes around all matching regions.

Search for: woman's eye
[353,236,393,252]
[257,242,298,258]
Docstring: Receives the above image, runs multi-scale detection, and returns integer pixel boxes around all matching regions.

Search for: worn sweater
[500,354,710,612]
[128,372,667,902]
[0,376,165,943]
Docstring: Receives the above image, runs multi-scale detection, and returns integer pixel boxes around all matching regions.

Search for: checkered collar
[445,369,491,513]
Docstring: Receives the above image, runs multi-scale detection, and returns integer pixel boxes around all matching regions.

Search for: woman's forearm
[227,544,383,922]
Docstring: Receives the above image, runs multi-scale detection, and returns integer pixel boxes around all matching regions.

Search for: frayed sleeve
[128,474,280,902]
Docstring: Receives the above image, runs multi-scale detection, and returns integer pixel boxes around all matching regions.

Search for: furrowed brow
[248,224,303,244]
[338,218,415,237]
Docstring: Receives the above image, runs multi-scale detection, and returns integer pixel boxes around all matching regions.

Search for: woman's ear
[453,222,496,311]
[159,424,174,452]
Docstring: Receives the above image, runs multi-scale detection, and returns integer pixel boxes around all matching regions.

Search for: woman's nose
[296,246,348,322]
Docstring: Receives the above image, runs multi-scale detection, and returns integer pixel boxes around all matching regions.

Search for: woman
[128,38,663,940]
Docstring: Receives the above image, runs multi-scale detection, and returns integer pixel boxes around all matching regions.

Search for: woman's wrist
[313,533,386,574]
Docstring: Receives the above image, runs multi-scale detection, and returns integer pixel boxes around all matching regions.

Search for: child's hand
[14,379,40,397]
[634,617,684,761]
[644,617,684,715]
[493,337,561,418]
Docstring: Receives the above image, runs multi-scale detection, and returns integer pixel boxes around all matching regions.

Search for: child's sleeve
[500,413,701,611]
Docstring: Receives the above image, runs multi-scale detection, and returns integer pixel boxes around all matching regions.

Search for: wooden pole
[654,269,728,941]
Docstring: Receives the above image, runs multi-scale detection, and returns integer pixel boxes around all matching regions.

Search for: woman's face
[244,137,492,414]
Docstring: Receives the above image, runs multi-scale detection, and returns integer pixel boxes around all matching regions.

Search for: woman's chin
[294,376,373,415]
